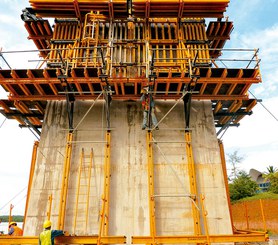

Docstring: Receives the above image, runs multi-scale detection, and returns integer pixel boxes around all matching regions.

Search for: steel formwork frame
[133,130,268,245]
[0,11,260,132]
[0,0,269,244]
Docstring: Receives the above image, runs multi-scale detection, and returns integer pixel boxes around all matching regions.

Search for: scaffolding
[0,0,268,244]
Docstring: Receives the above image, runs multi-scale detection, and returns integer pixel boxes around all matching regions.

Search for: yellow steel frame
[129,131,270,245]
[185,131,201,235]
[58,132,73,229]
[132,233,268,244]
[0,234,267,244]
[0,131,129,245]
[73,148,85,233]
[85,148,94,231]
[98,131,111,244]
[1,2,267,244]
[47,194,53,220]
[259,199,267,233]
[218,140,234,228]
[0,235,126,244]
[73,148,94,233]
[146,131,156,244]
[200,195,210,245]
[23,140,39,231]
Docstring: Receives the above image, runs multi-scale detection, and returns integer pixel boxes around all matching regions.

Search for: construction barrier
[232,199,278,234]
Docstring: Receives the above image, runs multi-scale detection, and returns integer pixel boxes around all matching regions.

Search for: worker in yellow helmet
[8,221,23,236]
[39,220,66,245]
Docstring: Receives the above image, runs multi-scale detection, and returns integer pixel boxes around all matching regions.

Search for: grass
[234,192,278,203]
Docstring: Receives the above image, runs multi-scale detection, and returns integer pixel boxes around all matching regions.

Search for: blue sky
[223,0,278,171]
[0,0,277,215]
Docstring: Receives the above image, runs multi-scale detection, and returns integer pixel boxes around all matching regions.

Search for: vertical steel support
[47,194,53,220]
[244,202,249,230]
[23,141,39,231]
[73,148,84,233]
[218,140,234,229]
[9,204,14,224]
[185,131,201,235]
[58,132,73,229]
[85,148,94,231]
[98,131,111,245]
[200,194,210,245]
[259,199,267,232]
[146,131,156,243]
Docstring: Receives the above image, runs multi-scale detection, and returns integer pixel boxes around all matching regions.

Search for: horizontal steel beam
[0,235,126,244]
[215,123,240,127]
[214,111,252,116]
[0,77,261,84]
[0,111,43,118]
[6,94,249,101]
[131,234,268,244]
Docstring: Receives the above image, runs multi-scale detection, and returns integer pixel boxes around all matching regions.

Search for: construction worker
[8,221,23,236]
[140,87,159,130]
[39,220,67,245]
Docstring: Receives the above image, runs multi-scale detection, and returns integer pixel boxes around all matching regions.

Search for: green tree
[264,165,277,175]
[263,166,278,194]
[229,171,258,202]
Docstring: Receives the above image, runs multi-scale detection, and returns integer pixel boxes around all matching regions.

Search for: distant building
[249,169,270,192]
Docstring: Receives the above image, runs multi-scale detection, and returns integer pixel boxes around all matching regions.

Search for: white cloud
[223,96,278,172]
[0,119,35,215]
[0,0,39,69]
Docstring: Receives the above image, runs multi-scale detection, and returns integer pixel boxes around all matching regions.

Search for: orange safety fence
[232,199,278,234]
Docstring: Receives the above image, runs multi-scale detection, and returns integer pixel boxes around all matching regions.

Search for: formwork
[0,0,268,244]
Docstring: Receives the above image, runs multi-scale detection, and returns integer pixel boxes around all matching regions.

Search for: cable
[72,91,103,133]
[0,187,27,212]
[249,90,278,122]
[218,90,278,139]
[0,52,12,69]
[0,118,7,128]
[26,126,40,140]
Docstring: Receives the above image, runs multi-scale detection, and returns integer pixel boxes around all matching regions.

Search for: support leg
[185,131,201,235]
[146,131,156,244]
[98,131,111,245]
[58,132,73,229]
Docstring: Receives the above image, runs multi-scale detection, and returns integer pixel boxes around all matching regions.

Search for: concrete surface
[24,99,233,240]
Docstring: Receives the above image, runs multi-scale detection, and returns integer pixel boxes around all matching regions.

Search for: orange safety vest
[10,226,23,236]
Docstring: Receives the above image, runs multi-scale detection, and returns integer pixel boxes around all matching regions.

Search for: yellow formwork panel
[48,18,210,77]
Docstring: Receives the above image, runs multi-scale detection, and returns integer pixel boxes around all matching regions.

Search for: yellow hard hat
[43,220,52,229]
[9,221,17,227]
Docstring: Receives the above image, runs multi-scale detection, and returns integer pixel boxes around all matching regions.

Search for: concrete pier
[24,100,233,239]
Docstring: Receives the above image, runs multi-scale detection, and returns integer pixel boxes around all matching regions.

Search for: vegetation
[227,150,244,181]
[0,215,24,222]
[228,164,278,203]
[229,171,258,202]
[264,165,278,175]
[234,191,278,203]
[263,165,278,194]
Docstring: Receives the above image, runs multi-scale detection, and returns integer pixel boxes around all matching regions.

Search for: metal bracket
[104,85,112,129]
[57,51,75,132]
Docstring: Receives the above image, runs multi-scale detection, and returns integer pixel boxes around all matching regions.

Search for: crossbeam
[0,235,126,244]
[132,234,268,244]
